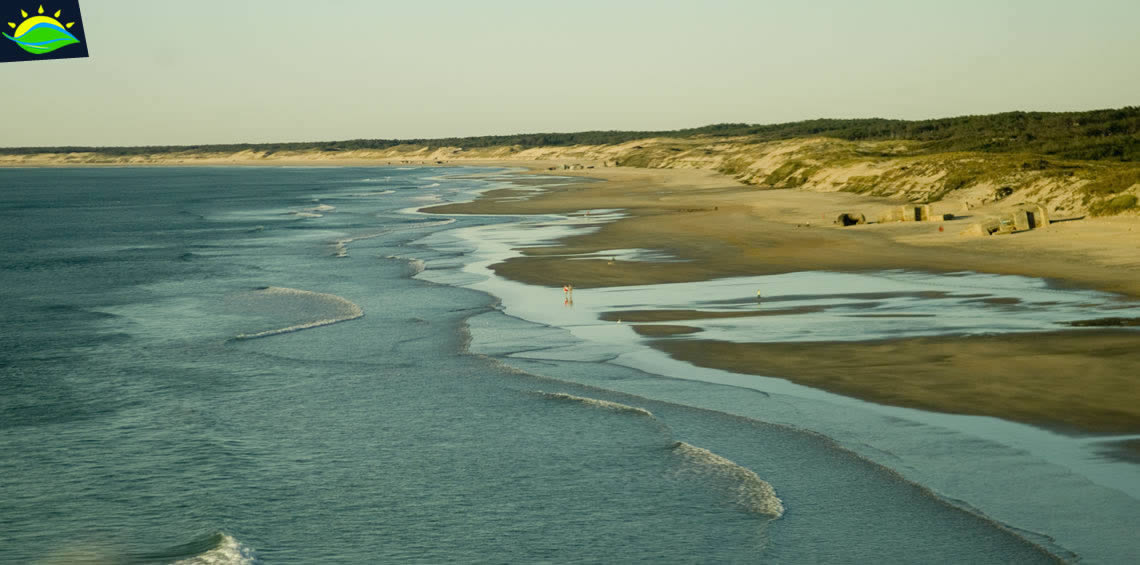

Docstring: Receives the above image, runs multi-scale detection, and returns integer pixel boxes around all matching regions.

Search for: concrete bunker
[879,204,931,223]
[962,203,1051,236]
[902,205,931,222]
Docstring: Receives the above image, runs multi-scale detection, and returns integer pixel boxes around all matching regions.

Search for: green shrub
[784,165,822,187]
[616,152,657,168]
[841,175,880,194]
[1082,169,1140,196]
[6,106,1140,162]
[764,161,803,186]
[925,167,983,202]
[1089,193,1138,216]
[941,168,982,192]
[717,157,755,178]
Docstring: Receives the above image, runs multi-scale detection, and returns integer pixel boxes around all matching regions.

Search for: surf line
[232,287,364,340]
[532,391,783,518]
[334,218,457,258]
[535,391,654,418]
[672,441,785,518]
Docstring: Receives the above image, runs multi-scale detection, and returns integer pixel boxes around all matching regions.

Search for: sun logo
[4,4,79,55]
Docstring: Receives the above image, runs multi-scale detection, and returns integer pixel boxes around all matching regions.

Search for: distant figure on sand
[757,289,763,301]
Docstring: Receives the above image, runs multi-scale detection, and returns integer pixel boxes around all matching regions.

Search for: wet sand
[427,165,1140,297]
[424,163,1140,434]
[13,157,1138,432]
[654,332,1140,433]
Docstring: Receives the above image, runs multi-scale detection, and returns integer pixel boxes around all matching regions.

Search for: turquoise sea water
[1,167,1136,563]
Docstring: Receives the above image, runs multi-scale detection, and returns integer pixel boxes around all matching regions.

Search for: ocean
[1,166,1137,563]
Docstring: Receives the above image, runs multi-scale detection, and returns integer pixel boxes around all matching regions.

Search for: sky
[2,0,1139,147]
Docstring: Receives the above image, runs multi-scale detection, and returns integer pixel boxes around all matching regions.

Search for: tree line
[3,107,1138,162]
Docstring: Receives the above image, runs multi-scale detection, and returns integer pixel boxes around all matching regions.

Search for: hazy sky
[3,0,1139,146]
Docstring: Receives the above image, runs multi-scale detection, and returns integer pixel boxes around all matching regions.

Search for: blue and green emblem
[2,2,87,62]
[5,4,78,54]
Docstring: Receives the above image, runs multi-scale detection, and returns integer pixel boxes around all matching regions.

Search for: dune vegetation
[4,107,1139,216]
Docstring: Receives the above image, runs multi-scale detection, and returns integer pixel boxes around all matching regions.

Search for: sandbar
[424,162,1140,434]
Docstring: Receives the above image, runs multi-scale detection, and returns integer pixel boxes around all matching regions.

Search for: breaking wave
[170,533,255,565]
[406,218,456,229]
[672,441,785,518]
[37,532,255,564]
[332,231,388,258]
[233,286,363,340]
[332,219,456,258]
[536,391,654,418]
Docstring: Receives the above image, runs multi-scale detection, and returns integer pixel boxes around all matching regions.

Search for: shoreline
[654,331,1140,434]
[416,193,1140,562]
[422,160,1140,299]
[416,160,1140,434]
[5,153,1139,298]
[9,158,1139,432]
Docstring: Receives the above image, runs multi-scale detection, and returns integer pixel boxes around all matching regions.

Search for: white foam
[331,219,456,258]
[537,391,654,418]
[172,534,254,565]
[233,287,363,339]
[332,231,387,258]
[408,169,1140,562]
[673,441,785,517]
[412,218,457,229]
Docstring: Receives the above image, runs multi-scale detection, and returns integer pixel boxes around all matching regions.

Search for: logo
[1,1,88,63]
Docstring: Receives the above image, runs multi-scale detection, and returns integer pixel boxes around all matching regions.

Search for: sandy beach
[10,2,1140,559]
[9,154,1139,432]
[427,161,1140,296]
[6,159,1138,563]
[422,159,1140,434]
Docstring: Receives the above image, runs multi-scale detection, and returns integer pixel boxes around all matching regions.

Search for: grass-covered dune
[4,107,1139,216]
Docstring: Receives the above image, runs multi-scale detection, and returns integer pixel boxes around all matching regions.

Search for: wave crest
[171,533,255,565]
[672,441,785,517]
[536,391,654,418]
[332,219,456,258]
[233,286,363,340]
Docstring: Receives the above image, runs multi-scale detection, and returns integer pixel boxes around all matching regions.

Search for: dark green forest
[4,107,1139,162]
